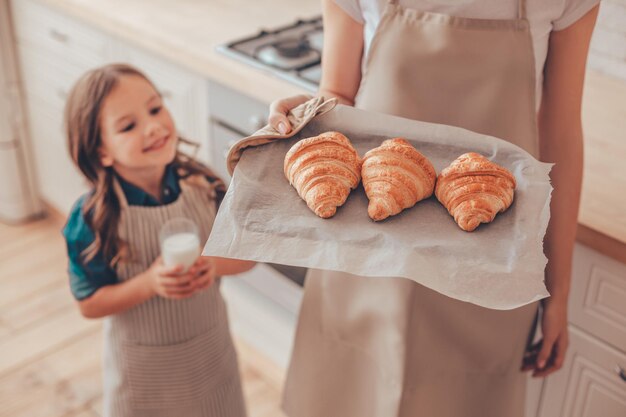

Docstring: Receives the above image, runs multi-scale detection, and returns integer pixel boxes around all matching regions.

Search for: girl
[269,0,599,416]
[62,63,255,417]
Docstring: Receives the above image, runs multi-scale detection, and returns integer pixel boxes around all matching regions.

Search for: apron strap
[518,0,527,20]
[387,0,527,20]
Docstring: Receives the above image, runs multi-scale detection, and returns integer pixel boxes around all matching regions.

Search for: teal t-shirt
[62,165,181,301]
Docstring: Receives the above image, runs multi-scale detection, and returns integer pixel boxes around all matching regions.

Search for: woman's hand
[522,297,569,377]
[268,94,313,135]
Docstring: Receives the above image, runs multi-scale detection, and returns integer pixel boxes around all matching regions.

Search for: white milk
[161,232,201,270]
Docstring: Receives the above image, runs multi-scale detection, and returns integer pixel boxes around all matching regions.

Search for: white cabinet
[207,80,269,182]
[11,0,110,68]
[538,327,626,417]
[0,0,42,222]
[536,243,626,417]
[11,0,211,214]
[209,122,241,183]
[569,244,626,350]
[23,99,87,214]
[10,0,109,213]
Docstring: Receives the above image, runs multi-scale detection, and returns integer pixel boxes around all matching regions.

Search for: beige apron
[103,177,246,417]
[283,1,540,416]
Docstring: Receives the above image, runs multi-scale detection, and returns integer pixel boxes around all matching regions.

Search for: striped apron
[103,176,246,417]
[283,0,539,416]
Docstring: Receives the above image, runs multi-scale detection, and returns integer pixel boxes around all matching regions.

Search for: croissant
[284,131,362,218]
[361,138,436,221]
[435,152,516,232]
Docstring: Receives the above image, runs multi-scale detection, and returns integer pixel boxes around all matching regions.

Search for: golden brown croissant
[435,152,516,232]
[284,131,362,218]
[361,138,436,221]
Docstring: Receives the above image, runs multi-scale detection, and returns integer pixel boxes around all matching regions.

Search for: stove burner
[255,37,320,70]
[275,37,311,58]
[219,16,323,91]
[305,30,324,51]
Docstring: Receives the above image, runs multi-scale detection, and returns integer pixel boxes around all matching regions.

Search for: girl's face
[98,75,177,173]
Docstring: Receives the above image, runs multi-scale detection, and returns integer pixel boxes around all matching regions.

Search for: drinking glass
[159,217,201,271]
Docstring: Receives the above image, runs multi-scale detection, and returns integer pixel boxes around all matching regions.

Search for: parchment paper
[203,103,553,310]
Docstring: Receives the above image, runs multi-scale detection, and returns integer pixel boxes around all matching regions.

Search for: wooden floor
[0,214,287,417]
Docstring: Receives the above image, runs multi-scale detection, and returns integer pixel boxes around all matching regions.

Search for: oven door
[208,103,308,293]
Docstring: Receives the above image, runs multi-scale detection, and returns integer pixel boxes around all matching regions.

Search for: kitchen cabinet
[10,0,210,214]
[569,244,626,350]
[23,99,86,215]
[11,0,108,213]
[0,0,42,223]
[535,243,626,417]
[208,121,241,183]
[11,0,111,68]
[207,80,269,182]
[538,327,626,417]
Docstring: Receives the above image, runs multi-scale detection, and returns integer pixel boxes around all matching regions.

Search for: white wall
[588,0,626,80]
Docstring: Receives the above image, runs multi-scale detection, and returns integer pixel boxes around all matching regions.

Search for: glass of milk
[159,217,201,272]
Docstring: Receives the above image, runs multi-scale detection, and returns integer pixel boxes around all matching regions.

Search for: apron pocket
[122,330,236,410]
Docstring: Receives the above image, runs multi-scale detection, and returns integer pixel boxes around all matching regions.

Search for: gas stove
[217,17,323,92]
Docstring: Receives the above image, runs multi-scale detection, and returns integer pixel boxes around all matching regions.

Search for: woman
[269,0,600,416]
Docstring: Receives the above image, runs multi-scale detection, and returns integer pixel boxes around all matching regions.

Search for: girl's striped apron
[103,176,246,417]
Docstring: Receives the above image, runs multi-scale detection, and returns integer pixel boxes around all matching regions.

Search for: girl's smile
[142,135,171,153]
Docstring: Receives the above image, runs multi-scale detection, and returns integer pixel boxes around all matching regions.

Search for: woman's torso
[334,0,599,109]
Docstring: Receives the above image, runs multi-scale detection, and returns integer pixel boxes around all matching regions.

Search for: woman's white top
[333,0,601,107]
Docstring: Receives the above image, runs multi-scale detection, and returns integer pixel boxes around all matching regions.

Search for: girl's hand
[522,297,569,377]
[188,256,217,293]
[268,94,313,135]
[146,256,198,300]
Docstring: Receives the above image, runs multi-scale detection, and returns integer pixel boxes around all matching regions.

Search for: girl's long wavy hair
[65,63,226,267]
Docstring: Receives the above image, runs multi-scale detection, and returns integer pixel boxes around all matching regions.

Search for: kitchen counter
[37,0,321,104]
[29,0,626,263]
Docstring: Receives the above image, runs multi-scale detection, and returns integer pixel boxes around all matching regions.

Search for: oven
[207,79,307,316]
[208,16,324,367]
[210,13,326,292]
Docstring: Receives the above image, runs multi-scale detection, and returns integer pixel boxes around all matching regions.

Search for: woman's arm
[531,4,599,377]
[268,0,364,133]
[208,257,256,276]
[318,0,364,105]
